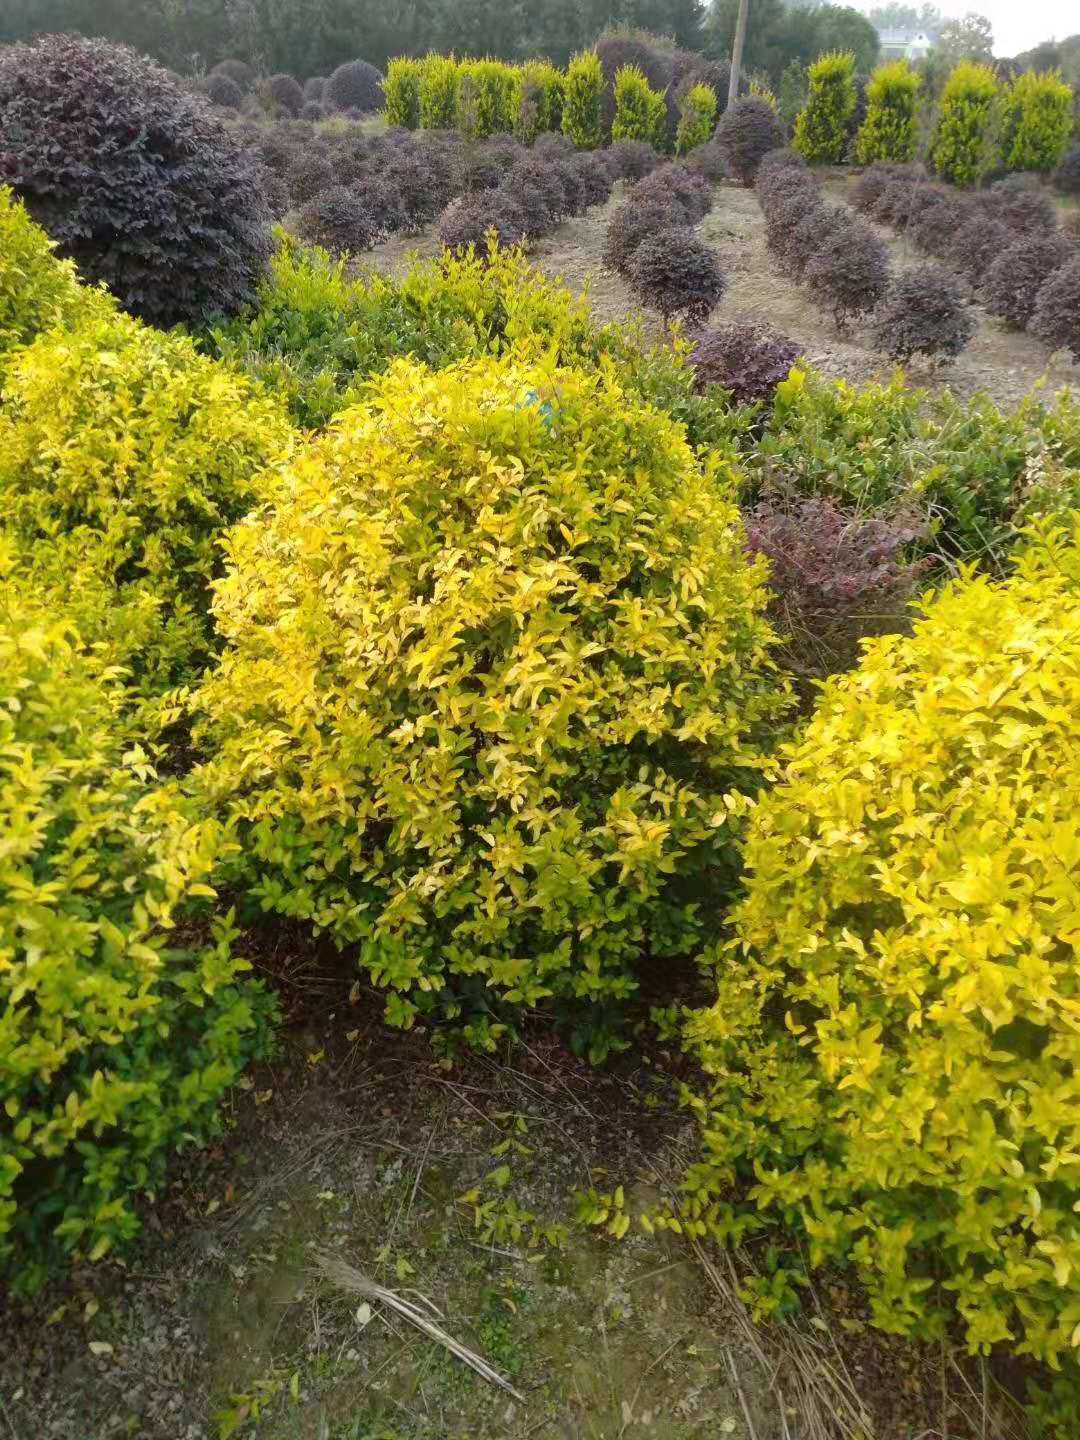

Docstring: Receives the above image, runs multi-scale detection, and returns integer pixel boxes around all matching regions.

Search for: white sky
[855,0,1078,56]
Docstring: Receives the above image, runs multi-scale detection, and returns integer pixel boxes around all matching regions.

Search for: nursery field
[2,25,1080,1440]
[360,176,1080,408]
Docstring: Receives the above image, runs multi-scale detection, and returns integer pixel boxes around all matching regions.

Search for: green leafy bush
[0,575,275,1293]
[612,65,668,148]
[678,516,1080,1397]
[929,61,1000,187]
[1001,71,1073,174]
[0,188,114,368]
[676,83,719,155]
[0,310,292,687]
[793,52,858,165]
[756,366,1080,566]
[516,60,564,143]
[420,54,459,130]
[562,52,605,150]
[213,239,614,430]
[855,61,921,163]
[195,355,788,1058]
[0,34,272,328]
[456,59,518,140]
[383,58,423,129]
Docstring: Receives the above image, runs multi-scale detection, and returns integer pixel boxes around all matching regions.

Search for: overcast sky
[855,0,1077,56]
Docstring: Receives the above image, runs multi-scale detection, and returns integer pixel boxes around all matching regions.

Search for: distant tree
[706,0,876,84]
[814,7,879,72]
[935,12,994,65]
[866,4,944,40]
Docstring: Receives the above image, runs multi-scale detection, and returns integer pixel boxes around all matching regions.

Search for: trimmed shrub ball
[756,163,819,215]
[603,196,683,276]
[297,187,381,255]
[850,162,902,214]
[757,147,808,185]
[383,151,453,230]
[1030,256,1080,360]
[804,219,889,329]
[715,98,786,185]
[687,140,728,182]
[952,214,1014,285]
[568,152,613,208]
[0,34,271,328]
[764,191,816,263]
[690,322,801,405]
[606,138,662,181]
[211,59,255,92]
[257,128,302,176]
[628,226,726,323]
[533,132,577,159]
[786,205,851,282]
[301,101,327,122]
[287,154,335,206]
[263,73,304,116]
[504,155,569,235]
[438,194,526,255]
[363,176,408,236]
[207,72,243,109]
[872,265,975,364]
[984,234,1075,330]
[325,59,384,115]
[460,136,524,192]
[911,195,973,259]
[633,163,713,224]
[980,173,1057,234]
[304,76,327,102]
[1052,145,1080,197]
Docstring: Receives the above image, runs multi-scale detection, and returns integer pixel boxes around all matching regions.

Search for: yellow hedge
[196,354,789,1056]
[0,310,293,687]
[680,516,1080,1371]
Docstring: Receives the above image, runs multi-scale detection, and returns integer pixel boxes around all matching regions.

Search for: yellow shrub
[0,575,275,1292]
[195,354,788,1056]
[681,516,1080,1373]
[0,186,112,365]
[0,310,293,687]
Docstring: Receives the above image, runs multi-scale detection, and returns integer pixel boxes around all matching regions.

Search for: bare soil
[357,177,1080,413]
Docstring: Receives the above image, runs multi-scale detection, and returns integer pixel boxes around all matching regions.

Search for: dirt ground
[357,176,1079,412]
[0,934,1030,1440]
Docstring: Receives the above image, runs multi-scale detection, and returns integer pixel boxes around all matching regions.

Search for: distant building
[877,29,933,62]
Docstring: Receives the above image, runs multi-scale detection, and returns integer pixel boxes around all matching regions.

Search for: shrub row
[854,166,1080,360]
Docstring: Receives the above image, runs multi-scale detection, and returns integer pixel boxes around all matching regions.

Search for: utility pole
[728,0,750,110]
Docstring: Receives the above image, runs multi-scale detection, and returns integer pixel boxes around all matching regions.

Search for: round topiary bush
[194,355,788,1055]
[689,322,801,405]
[325,58,384,114]
[756,162,819,216]
[263,72,304,116]
[786,204,851,281]
[686,139,729,182]
[304,76,327,102]
[1030,255,1080,360]
[460,135,524,192]
[437,193,526,255]
[0,308,292,686]
[211,58,255,92]
[606,137,662,180]
[1053,144,1080,196]
[301,101,327,122]
[979,173,1058,234]
[0,577,276,1295]
[910,194,972,258]
[633,162,714,224]
[603,195,683,275]
[383,149,454,230]
[715,97,786,185]
[952,214,1014,285]
[207,71,243,109]
[680,517,1080,1380]
[297,186,382,255]
[287,153,335,206]
[502,155,567,236]
[872,264,974,363]
[0,35,273,328]
[984,234,1074,330]
[628,226,726,323]
[850,161,907,213]
[567,152,613,208]
[804,218,889,328]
